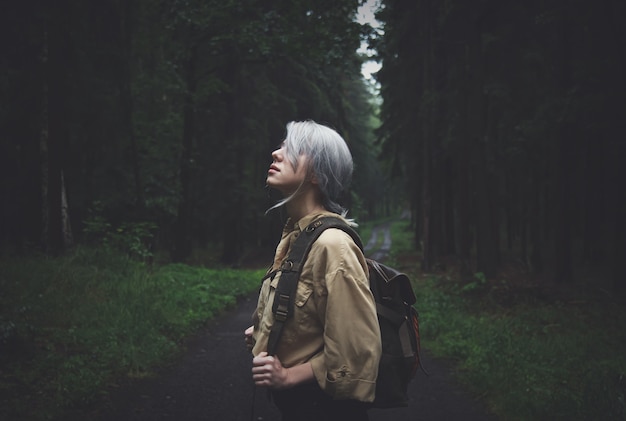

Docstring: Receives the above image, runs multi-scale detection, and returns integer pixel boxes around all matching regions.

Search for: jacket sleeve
[309,230,381,402]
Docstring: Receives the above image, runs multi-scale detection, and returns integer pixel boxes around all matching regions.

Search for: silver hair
[268,120,353,215]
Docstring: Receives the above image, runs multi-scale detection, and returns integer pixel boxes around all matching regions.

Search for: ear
[309,173,319,185]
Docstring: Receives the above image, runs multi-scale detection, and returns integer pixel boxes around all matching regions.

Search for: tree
[0,0,415,268]
[374,0,626,291]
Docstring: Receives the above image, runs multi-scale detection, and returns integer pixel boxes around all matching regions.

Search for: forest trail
[364,222,392,261]
[70,223,496,421]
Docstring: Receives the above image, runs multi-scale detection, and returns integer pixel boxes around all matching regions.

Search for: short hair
[269,120,353,215]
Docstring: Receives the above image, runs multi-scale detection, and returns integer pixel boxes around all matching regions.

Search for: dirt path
[364,222,392,261]
[66,223,497,421]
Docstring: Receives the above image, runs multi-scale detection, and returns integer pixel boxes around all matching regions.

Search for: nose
[271,147,282,161]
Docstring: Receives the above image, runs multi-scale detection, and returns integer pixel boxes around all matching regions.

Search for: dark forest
[1,0,625,288]
[2,1,626,420]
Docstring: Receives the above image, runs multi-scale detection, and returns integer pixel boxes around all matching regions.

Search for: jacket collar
[285,211,343,236]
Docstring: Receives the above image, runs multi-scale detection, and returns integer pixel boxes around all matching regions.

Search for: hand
[252,351,289,389]
[244,325,255,351]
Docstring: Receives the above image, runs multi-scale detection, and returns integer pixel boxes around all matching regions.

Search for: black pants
[271,383,369,421]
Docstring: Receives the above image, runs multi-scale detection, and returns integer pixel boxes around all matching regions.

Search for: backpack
[266,216,426,409]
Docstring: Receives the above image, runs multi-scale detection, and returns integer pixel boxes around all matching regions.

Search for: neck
[285,186,326,221]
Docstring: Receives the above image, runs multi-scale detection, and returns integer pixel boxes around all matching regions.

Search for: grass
[418,278,626,420]
[387,218,626,421]
[3,217,625,420]
[0,247,264,420]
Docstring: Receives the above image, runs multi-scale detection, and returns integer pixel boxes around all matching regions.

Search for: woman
[245,120,382,421]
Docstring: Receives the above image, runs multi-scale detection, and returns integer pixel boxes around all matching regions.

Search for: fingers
[244,326,255,351]
[252,355,272,386]
[252,352,270,366]
[251,353,283,388]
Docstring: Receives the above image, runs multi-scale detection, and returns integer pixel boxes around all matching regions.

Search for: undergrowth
[417,277,626,420]
[4,216,625,420]
[0,247,263,420]
[388,218,626,420]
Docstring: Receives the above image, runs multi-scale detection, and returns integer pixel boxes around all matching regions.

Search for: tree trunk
[171,46,198,262]
[468,14,497,278]
[611,158,626,295]
[119,0,144,209]
[61,171,73,247]
[40,26,49,252]
[221,54,244,266]
[505,176,514,253]
[487,104,501,266]
[420,0,433,272]
[529,165,543,273]
[421,136,431,272]
[456,80,472,279]
[455,54,472,280]
[612,185,626,295]
[443,158,456,255]
[412,180,422,251]
[46,1,71,254]
[473,141,497,278]
[554,2,574,284]
[582,139,604,265]
[520,199,527,267]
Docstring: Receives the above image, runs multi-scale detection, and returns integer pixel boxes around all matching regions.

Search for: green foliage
[387,218,412,259]
[416,279,626,420]
[0,249,264,420]
[83,202,157,260]
[461,272,488,293]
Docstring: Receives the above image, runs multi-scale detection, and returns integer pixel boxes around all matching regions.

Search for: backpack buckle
[305,219,324,232]
[274,293,290,321]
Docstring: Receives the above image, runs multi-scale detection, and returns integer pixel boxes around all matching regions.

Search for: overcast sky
[356,0,382,81]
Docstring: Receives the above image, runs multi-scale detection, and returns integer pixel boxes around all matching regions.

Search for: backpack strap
[267,216,361,356]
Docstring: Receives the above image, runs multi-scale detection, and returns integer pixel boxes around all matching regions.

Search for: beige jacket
[252,212,381,402]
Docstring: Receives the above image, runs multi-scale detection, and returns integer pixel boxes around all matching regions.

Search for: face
[266,142,309,195]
